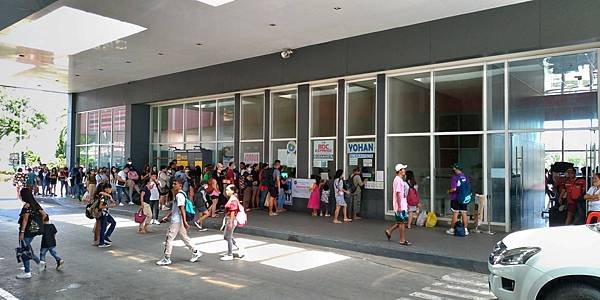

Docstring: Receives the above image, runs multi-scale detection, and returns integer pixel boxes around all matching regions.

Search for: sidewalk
[51,196,503,273]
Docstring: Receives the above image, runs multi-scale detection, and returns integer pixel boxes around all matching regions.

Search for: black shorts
[450,200,468,212]
[268,186,279,198]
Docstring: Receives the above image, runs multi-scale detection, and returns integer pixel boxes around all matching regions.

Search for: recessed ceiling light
[37,84,41,87]
[125,61,131,63]
[195,43,203,46]
[0,59,35,79]
[55,79,59,82]
[269,23,277,27]
[75,74,80,76]
[0,6,146,55]
[334,7,342,10]
[18,54,25,57]
[98,68,103,71]
[157,53,164,56]
[195,0,236,7]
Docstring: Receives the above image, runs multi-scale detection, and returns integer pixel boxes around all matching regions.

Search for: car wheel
[543,282,600,300]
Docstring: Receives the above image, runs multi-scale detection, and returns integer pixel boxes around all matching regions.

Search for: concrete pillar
[263,89,270,163]
[296,84,310,178]
[126,104,150,168]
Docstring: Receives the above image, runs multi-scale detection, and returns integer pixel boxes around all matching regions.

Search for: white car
[488,223,600,300]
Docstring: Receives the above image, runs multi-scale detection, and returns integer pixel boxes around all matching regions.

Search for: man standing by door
[350,167,365,220]
[446,163,471,236]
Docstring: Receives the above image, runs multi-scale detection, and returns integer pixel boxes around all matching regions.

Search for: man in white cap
[384,163,411,245]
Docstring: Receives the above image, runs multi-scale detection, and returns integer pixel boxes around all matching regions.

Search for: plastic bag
[425,212,437,228]
[416,210,427,227]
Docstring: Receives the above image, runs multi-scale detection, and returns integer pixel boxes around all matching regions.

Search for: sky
[0,87,67,169]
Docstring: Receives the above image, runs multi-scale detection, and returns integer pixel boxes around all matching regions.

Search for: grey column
[66,93,77,169]
[126,104,150,168]
[336,79,346,170]
[376,73,386,170]
[297,84,310,178]
[234,93,241,167]
[263,89,270,163]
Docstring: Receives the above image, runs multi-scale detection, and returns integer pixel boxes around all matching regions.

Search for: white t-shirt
[171,192,186,224]
[116,171,127,187]
[149,183,160,201]
[587,186,600,212]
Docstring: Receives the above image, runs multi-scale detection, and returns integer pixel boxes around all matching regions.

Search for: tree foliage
[0,88,48,143]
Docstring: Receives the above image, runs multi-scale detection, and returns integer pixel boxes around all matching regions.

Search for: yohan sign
[347,142,375,154]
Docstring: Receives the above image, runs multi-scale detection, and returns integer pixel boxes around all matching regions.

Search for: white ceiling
[0,0,531,93]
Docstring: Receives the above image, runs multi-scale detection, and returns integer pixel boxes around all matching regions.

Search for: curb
[101,205,487,273]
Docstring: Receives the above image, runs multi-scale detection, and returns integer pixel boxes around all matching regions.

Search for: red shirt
[563,177,585,204]
[225,196,240,216]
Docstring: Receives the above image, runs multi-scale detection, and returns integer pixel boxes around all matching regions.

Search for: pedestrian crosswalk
[399,272,496,300]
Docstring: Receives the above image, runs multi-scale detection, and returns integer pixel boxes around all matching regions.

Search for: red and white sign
[313,140,334,161]
[243,152,260,165]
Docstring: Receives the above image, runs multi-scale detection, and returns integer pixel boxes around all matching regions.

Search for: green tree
[0,88,48,144]
[24,150,40,166]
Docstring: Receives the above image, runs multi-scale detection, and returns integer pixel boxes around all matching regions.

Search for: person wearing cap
[384,163,411,245]
[446,163,470,236]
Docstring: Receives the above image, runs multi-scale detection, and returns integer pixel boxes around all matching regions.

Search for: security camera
[280,49,294,59]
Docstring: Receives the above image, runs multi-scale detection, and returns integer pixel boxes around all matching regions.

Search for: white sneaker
[128,202,134,205]
[220,255,234,261]
[465,228,470,236]
[193,221,202,229]
[119,203,124,206]
[156,257,172,266]
[16,272,32,279]
[39,260,46,272]
[190,251,202,263]
[98,244,111,248]
[57,260,65,271]
[198,227,208,232]
[445,228,455,235]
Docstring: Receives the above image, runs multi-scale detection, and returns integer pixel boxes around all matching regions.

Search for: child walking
[307,175,322,216]
[320,181,330,217]
[40,215,64,271]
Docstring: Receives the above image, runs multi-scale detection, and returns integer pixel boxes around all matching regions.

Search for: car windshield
[586,223,600,233]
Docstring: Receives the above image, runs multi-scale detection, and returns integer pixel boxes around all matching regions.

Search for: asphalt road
[0,197,496,300]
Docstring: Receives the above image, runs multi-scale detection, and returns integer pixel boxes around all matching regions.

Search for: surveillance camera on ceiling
[280,49,294,59]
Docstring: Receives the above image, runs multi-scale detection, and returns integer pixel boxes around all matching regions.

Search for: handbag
[15,240,34,263]
[134,209,146,224]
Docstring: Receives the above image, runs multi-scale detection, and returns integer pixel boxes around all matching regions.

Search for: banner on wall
[243,152,260,165]
[347,142,375,154]
[291,178,315,199]
[313,140,334,161]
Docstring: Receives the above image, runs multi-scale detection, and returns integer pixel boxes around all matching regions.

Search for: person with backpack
[405,170,421,229]
[384,163,411,245]
[349,167,366,220]
[16,187,46,279]
[220,185,246,261]
[156,179,202,266]
[262,160,281,216]
[192,182,211,231]
[115,167,128,206]
[446,163,471,236]
[127,167,140,205]
[138,177,155,233]
[97,183,117,248]
[206,177,221,218]
[332,169,352,223]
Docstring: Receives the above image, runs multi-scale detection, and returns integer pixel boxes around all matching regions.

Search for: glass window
[347,80,376,136]
[87,146,99,169]
[388,73,430,133]
[76,113,86,145]
[184,103,200,143]
[311,85,337,137]
[564,151,586,169]
[77,147,87,167]
[159,104,184,144]
[509,52,598,130]
[311,139,336,179]
[240,142,263,166]
[434,135,482,217]
[99,146,111,168]
[487,134,506,222]
[346,138,375,181]
[271,140,297,178]
[99,109,112,144]
[435,66,483,132]
[241,94,264,140]
[487,63,505,130]
[151,107,159,144]
[201,143,217,166]
[113,146,125,168]
[218,98,235,141]
[218,143,235,166]
[272,90,297,139]
[113,106,126,146]
[564,130,593,150]
[387,136,430,212]
[200,101,217,142]
[542,131,562,151]
[87,111,99,145]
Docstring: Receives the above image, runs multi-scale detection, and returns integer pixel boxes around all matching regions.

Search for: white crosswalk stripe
[405,272,496,300]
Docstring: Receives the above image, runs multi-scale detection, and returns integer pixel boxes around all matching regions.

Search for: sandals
[384,230,391,241]
[399,240,412,246]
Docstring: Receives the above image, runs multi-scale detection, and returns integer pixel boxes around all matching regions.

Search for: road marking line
[0,288,19,300]
[441,275,489,288]
[201,276,245,289]
[432,282,494,296]
[423,287,493,300]
[408,292,450,300]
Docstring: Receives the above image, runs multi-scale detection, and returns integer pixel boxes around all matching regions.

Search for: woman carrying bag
[16,187,47,279]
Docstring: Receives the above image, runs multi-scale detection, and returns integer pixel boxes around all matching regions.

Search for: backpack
[85,198,102,219]
[26,210,44,236]
[407,186,420,206]
[456,175,472,205]
[236,202,247,227]
[347,175,358,194]
[179,191,195,221]
[128,170,139,181]
[261,168,275,188]
[454,220,466,237]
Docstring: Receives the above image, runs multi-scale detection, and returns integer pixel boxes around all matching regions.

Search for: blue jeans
[116,186,125,204]
[277,189,286,208]
[99,214,116,245]
[259,190,267,208]
[40,247,62,263]
[22,237,40,273]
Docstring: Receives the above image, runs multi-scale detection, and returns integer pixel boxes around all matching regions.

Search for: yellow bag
[425,212,437,228]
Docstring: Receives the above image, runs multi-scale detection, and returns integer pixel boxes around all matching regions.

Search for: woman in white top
[584,173,600,223]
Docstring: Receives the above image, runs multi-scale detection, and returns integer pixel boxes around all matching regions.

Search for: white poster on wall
[363,159,373,167]
[278,149,288,165]
[349,157,358,166]
[313,140,335,161]
[243,152,260,165]
[291,178,315,199]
